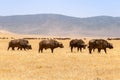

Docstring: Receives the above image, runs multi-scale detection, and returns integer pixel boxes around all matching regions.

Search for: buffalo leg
[38,48,43,53]
[12,47,15,50]
[17,47,21,50]
[98,48,101,53]
[17,47,19,50]
[40,49,43,53]
[71,46,73,52]
[93,48,95,52]
[38,46,41,53]
[17,47,22,50]
[51,48,54,53]
[38,48,40,53]
[104,48,107,53]
[80,48,82,52]
[77,47,79,52]
[7,46,10,50]
[39,48,43,53]
[19,47,22,50]
[23,47,26,51]
[89,48,92,54]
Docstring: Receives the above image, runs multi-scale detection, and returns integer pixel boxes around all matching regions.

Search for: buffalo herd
[7,38,114,54]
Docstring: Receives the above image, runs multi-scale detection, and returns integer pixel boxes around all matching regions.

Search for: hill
[0,14,120,37]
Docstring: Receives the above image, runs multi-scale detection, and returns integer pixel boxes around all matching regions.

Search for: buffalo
[88,39,113,54]
[70,39,87,52]
[38,39,64,53]
[8,39,32,50]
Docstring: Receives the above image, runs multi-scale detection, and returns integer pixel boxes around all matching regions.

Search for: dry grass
[0,38,120,80]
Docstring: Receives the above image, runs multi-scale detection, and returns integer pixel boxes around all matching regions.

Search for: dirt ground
[0,38,120,80]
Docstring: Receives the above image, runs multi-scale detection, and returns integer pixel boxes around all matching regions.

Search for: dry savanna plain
[0,33,120,80]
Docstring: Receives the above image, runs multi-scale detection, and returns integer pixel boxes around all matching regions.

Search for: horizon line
[0,13,119,18]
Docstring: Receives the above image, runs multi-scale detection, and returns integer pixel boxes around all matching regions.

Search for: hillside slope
[0,14,120,37]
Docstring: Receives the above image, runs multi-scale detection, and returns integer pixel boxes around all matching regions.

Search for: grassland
[0,38,120,80]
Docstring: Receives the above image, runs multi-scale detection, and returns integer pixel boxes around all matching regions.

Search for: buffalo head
[108,43,113,49]
[59,42,64,48]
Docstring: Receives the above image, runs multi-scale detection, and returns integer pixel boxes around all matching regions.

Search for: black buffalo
[38,39,64,53]
[8,39,32,50]
[70,39,87,52]
[88,39,113,54]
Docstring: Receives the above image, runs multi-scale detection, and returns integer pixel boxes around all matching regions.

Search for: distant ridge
[0,14,120,37]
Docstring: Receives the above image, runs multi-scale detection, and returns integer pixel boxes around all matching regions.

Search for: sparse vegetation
[107,38,120,40]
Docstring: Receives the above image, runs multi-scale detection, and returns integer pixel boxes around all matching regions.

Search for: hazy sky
[0,0,120,17]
